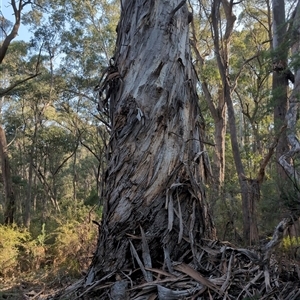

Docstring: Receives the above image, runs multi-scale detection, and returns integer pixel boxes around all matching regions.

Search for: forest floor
[1,239,300,299]
[0,269,77,300]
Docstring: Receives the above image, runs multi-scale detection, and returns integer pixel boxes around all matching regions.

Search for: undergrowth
[0,208,99,282]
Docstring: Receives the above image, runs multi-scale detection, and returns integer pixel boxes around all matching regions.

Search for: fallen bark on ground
[47,223,300,300]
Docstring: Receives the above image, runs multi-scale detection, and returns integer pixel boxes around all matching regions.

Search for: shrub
[0,206,99,280]
[281,236,300,259]
[48,220,97,277]
[0,225,28,277]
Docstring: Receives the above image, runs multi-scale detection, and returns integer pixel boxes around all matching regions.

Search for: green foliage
[276,235,300,260]
[259,181,282,234]
[37,223,46,246]
[0,0,115,232]
[0,206,98,279]
[84,187,99,206]
[282,236,300,251]
[49,220,97,276]
[0,224,46,276]
[0,225,29,277]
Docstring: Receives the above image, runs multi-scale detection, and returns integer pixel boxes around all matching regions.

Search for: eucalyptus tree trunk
[272,0,289,180]
[213,92,226,187]
[0,0,28,225]
[189,7,226,190]
[0,126,16,225]
[211,0,254,244]
[263,0,300,261]
[85,0,215,291]
[24,120,38,228]
[191,39,227,191]
[279,0,300,197]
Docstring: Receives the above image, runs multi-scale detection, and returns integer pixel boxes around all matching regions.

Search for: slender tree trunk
[272,0,289,180]
[226,81,258,244]
[262,0,300,261]
[214,92,226,187]
[0,126,16,225]
[24,147,33,228]
[0,0,32,225]
[73,151,77,204]
[210,91,227,211]
[24,121,38,228]
[279,0,300,190]
[190,29,227,191]
[86,0,215,290]
[211,0,259,244]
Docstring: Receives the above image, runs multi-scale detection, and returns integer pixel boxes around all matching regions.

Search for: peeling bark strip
[61,238,300,299]
[87,0,215,286]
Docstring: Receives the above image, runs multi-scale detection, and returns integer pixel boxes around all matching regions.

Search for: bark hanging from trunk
[87,0,215,284]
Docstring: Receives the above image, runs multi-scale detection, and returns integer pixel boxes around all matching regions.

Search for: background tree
[0,0,40,225]
[0,0,118,226]
[262,0,300,268]
[189,0,298,244]
[213,0,261,244]
[272,0,290,181]
[189,0,227,206]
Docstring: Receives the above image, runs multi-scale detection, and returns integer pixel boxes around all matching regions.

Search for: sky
[1,0,32,42]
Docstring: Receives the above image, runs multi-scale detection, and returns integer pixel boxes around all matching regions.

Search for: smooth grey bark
[86,0,215,288]
[213,99,226,187]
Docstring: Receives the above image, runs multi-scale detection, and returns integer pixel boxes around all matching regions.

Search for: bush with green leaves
[0,204,99,279]
[0,225,44,277]
[48,220,97,277]
[281,236,300,259]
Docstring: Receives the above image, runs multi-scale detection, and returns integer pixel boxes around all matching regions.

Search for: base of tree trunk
[51,220,300,300]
